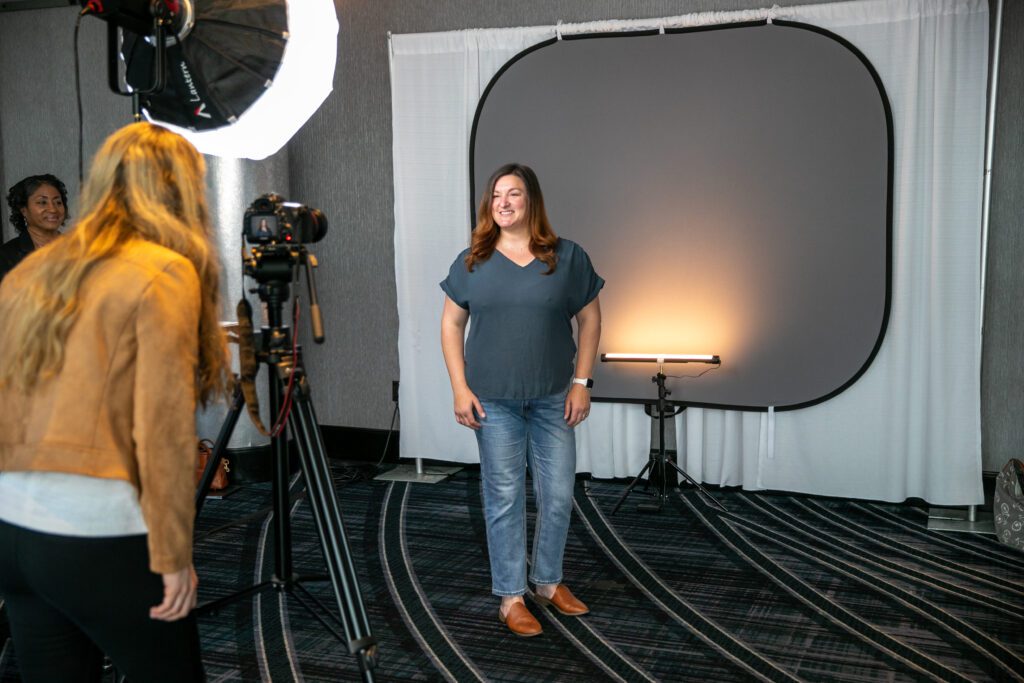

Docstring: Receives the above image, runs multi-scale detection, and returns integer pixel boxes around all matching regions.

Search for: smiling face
[21,183,66,234]
[491,174,528,230]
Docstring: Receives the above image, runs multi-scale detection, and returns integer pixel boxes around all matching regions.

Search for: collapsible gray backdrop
[472,23,891,410]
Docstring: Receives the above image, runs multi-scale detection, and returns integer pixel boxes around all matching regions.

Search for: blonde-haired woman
[0,122,228,682]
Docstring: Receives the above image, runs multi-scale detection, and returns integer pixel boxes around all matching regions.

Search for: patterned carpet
[2,463,1022,682]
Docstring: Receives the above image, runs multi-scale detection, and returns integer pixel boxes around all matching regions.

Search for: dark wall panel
[981,0,1024,472]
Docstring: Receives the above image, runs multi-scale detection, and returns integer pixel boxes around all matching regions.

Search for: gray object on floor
[927,505,996,535]
[993,458,1024,550]
[374,459,461,484]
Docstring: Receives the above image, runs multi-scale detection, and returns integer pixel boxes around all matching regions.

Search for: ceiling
[0,0,76,12]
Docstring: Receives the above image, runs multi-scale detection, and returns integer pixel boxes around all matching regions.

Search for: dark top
[0,232,34,283]
[441,238,604,399]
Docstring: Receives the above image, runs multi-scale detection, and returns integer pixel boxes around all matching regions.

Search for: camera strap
[236,297,270,436]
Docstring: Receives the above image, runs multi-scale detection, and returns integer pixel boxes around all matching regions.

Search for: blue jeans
[475,390,577,596]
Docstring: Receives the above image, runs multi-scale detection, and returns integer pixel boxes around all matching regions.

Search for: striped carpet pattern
[2,466,1022,682]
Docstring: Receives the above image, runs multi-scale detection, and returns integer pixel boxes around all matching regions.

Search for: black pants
[0,519,204,682]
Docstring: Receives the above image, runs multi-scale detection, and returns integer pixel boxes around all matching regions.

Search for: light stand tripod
[195,253,377,680]
[606,358,728,515]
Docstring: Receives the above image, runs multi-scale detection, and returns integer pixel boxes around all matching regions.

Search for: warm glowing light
[151,0,339,160]
[601,353,720,364]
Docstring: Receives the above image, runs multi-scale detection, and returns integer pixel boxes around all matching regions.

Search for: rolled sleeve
[567,243,604,316]
[440,250,471,309]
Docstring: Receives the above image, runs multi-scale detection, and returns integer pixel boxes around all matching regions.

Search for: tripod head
[241,193,328,344]
[243,243,325,344]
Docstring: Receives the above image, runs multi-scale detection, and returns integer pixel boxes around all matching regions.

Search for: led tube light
[601,353,720,364]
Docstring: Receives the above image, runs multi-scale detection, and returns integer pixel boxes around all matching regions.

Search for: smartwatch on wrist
[572,377,594,389]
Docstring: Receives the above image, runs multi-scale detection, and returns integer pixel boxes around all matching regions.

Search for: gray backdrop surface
[473,24,889,407]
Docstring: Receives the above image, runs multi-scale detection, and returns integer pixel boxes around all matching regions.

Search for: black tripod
[194,271,378,680]
[612,370,727,514]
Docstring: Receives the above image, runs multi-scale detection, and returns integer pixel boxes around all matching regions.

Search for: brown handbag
[195,438,230,491]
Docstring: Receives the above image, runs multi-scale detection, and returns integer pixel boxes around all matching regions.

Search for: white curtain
[389,0,988,504]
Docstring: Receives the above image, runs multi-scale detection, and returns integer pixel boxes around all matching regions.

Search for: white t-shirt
[0,471,147,536]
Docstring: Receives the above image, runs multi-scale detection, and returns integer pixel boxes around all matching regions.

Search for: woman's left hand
[564,384,591,427]
[150,565,198,622]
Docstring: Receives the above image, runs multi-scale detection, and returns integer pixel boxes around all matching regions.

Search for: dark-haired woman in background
[440,163,603,637]
[0,174,69,282]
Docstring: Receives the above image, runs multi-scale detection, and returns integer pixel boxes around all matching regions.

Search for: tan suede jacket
[0,240,200,574]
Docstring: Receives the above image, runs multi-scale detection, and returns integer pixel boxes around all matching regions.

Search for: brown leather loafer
[499,602,543,637]
[533,584,589,616]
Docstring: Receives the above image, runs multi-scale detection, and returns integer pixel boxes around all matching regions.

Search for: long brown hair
[465,163,558,274]
[0,122,229,406]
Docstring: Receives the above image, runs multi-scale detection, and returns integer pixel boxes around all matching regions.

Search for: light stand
[601,354,728,515]
[79,0,191,120]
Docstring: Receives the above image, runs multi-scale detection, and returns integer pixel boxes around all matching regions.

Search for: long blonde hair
[0,122,229,405]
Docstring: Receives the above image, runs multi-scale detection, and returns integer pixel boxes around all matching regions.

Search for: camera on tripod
[243,193,328,246]
[241,194,328,294]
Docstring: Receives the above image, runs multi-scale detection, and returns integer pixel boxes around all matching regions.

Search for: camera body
[243,193,328,246]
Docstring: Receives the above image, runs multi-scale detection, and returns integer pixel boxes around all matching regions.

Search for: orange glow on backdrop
[590,207,765,366]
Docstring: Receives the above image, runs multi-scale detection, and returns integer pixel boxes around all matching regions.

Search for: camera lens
[302,208,328,243]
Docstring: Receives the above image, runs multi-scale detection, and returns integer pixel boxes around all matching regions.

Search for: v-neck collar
[494,248,536,269]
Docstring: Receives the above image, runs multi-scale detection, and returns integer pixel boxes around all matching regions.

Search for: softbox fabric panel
[125,0,287,131]
[472,24,891,410]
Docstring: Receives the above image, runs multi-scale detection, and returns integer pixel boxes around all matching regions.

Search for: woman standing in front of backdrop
[0,122,229,681]
[440,163,603,637]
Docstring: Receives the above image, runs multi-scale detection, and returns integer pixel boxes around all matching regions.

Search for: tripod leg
[656,396,671,506]
[288,381,378,680]
[270,370,293,583]
[611,459,654,514]
[664,459,728,513]
[634,449,669,514]
[658,449,669,504]
[195,382,245,517]
[192,380,281,618]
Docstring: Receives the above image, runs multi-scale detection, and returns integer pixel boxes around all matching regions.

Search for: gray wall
[981,0,1024,473]
[1,1,1020,472]
[0,12,132,225]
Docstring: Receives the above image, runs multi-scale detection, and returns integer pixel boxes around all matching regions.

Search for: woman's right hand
[150,564,198,622]
[453,386,485,430]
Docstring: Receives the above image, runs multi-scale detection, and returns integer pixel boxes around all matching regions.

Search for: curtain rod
[979,0,1003,332]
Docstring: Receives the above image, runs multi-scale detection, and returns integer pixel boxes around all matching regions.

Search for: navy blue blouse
[441,238,604,399]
